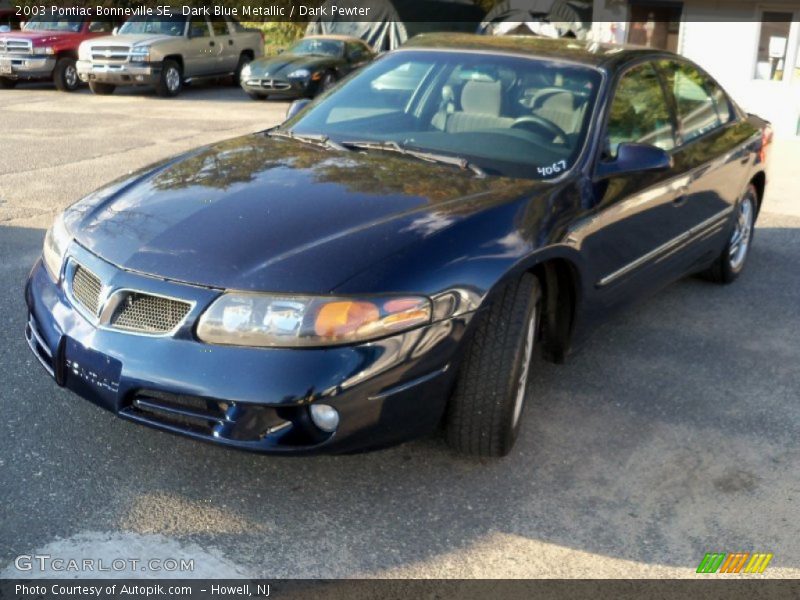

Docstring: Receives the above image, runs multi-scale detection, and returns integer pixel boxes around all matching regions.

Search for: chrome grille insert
[0,38,32,55]
[110,292,191,334]
[90,45,130,62]
[71,265,102,316]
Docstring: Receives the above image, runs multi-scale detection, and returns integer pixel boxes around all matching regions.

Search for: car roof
[402,33,673,69]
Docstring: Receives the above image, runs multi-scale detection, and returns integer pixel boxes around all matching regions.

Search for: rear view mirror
[285,99,311,122]
[596,143,673,179]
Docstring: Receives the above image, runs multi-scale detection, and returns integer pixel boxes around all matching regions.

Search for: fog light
[309,404,339,433]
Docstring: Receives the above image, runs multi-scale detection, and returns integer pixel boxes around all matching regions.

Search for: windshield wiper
[267,129,348,152]
[340,140,486,178]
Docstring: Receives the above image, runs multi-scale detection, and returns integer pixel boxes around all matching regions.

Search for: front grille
[250,78,292,90]
[90,45,130,62]
[110,292,191,334]
[71,265,102,316]
[0,38,32,55]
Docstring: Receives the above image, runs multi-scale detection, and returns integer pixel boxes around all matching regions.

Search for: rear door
[184,17,215,77]
[655,59,754,262]
[211,18,236,73]
[579,60,690,299]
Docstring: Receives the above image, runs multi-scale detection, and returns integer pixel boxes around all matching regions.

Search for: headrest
[460,80,502,116]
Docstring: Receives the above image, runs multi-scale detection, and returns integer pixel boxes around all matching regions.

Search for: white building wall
[679,2,799,136]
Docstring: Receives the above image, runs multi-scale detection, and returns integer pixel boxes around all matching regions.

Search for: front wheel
[88,81,115,95]
[0,77,16,89]
[703,184,757,284]
[317,71,336,96]
[53,57,80,92]
[445,273,542,457]
[155,59,182,97]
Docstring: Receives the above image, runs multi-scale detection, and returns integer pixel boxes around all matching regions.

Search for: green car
[240,35,375,100]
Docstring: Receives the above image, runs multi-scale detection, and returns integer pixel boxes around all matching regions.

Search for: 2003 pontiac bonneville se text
[25,35,771,457]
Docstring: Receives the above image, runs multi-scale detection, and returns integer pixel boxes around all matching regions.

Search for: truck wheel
[247,92,267,101]
[155,59,182,97]
[53,57,80,92]
[0,77,16,89]
[445,273,542,457]
[89,81,115,95]
[232,53,252,86]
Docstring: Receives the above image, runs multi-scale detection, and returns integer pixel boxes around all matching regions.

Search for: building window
[754,12,793,81]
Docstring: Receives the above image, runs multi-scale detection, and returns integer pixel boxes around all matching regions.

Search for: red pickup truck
[0,14,122,91]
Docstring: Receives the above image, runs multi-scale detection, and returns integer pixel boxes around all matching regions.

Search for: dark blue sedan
[25,34,771,456]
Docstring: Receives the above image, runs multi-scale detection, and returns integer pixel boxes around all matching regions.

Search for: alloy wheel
[729,195,754,271]
[512,303,538,428]
[166,67,181,93]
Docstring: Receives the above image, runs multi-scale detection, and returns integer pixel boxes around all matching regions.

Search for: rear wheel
[155,59,182,97]
[445,273,542,457]
[53,57,80,92]
[0,77,16,89]
[703,184,757,284]
[88,81,115,95]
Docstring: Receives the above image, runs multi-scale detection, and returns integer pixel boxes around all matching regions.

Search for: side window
[659,61,727,143]
[605,62,675,158]
[189,18,210,38]
[211,20,229,36]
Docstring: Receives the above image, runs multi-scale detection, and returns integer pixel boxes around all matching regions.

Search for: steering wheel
[511,115,568,143]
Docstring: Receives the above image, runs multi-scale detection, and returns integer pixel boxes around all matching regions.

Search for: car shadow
[0,222,797,576]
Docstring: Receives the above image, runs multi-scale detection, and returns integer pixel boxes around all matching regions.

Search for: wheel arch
[162,54,184,73]
[750,170,766,216]
[529,257,581,364]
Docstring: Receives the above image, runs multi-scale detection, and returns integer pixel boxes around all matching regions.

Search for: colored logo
[697,552,773,574]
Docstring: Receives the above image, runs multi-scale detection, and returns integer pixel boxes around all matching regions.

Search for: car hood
[85,33,173,47]
[248,54,338,77]
[3,30,82,44]
[66,134,538,293]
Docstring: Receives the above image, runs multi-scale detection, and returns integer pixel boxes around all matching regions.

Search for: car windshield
[23,16,83,32]
[119,16,185,36]
[287,50,602,180]
[288,38,344,57]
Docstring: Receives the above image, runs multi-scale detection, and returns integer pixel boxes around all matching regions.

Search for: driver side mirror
[596,143,673,179]
[285,98,311,121]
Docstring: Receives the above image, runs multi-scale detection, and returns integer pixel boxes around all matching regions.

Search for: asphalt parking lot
[1,83,798,579]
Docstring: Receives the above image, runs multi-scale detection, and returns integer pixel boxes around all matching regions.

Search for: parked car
[0,9,22,33]
[26,34,771,457]
[77,15,263,97]
[0,14,121,91]
[241,35,374,100]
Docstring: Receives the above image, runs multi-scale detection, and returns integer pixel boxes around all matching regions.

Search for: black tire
[702,183,758,284]
[232,53,252,86]
[445,273,542,457]
[155,59,182,97]
[0,77,16,89]
[247,92,268,101]
[53,56,80,92]
[88,81,115,95]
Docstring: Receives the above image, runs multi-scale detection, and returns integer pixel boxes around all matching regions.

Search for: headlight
[33,46,55,56]
[42,211,72,282]
[287,68,310,79]
[130,46,150,62]
[197,293,431,348]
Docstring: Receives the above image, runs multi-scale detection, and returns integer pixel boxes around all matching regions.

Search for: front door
[184,17,216,77]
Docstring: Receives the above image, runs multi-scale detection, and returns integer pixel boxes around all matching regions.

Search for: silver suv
[77,15,263,96]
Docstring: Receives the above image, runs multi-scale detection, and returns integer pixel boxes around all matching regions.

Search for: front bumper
[77,60,159,85]
[240,76,309,98]
[0,55,55,79]
[25,245,470,454]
